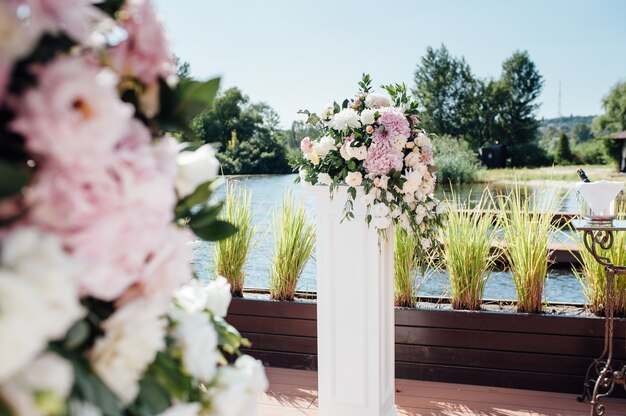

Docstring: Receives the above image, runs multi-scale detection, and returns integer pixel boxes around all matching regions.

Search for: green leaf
[214,316,247,354]
[342,99,349,109]
[187,202,223,229]
[72,360,122,416]
[175,78,220,122]
[0,161,30,199]
[64,320,90,350]
[135,377,171,414]
[191,220,238,241]
[175,179,218,219]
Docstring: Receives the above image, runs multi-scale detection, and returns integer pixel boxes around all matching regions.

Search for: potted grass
[394,228,421,308]
[213,181,256,297]
[269,192,315,301]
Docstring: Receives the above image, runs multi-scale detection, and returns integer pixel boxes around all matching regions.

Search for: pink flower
[409,115,420,126]
[363,142,404,176]
[11,56,133,168]
[421,145,434,165]
[300,136,312,153]
[109,0,176,84]
[11,0,110,46]
[372,108,410,144]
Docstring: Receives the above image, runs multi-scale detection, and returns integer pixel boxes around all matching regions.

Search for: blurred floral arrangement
[292,74,444,250]
[0,0,267,415]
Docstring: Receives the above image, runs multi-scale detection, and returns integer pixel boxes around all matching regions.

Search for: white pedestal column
[307,186,396,416]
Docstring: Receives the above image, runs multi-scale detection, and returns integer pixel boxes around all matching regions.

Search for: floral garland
[0,1,266,415]
[292,74,444,251]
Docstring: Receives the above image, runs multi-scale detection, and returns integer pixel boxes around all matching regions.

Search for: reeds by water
[394,228,420,308]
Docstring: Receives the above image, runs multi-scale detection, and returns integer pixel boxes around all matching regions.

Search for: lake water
[193,175,587,304]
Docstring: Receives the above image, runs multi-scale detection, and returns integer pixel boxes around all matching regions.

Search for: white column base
[307,186,396,416]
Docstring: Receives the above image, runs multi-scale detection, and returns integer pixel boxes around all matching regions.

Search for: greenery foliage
[554,132,574,165]
[394,228,420,308]
[432,135,482,184]
[269,193,315,301]
[213,181,256,297]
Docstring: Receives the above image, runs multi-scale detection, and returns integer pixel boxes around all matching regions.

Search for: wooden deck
[259,367,626,416]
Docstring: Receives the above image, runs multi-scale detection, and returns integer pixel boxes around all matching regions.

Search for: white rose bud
[175,144,220,198]
[345,171,363,187]
[361,109,376,125]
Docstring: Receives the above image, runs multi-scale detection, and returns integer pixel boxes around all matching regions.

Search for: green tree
[571,123,592,144]
[555,132,574,165]
[496,51,545,166]
[593,81,626,167]
[412,45,477,138]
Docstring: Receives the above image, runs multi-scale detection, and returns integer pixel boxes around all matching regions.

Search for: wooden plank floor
[259,367,626,416]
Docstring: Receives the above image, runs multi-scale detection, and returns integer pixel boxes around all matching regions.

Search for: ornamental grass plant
[497,185,561,313]
[213,181,256,297]
[269,192,315,301]
[440,191,497,310]
[394,228,420,308]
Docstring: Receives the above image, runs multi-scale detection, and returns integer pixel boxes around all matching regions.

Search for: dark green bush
[432,135,482,184]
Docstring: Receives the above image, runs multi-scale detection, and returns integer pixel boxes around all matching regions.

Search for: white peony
[205,276,232,318]
[339,143,351,161]
[89,299,167,404]
[364,92,391,109]
[371,203,391,218]
[175,144,220,198]
[157,403,201,416]
[402,170,423,194]
[371,216,392,229]
[209,355,268,416]
[346,145,368,161]
[329,108,361,131]
[174,279,210,314]
[317,173,332,186]
[312,135,335,157]
[170,309,220,382]
[360,108,376,125]
[345,171,363,187]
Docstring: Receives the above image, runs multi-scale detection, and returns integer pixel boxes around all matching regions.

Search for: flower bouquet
[292,74,444,250]
[0,0,266,415]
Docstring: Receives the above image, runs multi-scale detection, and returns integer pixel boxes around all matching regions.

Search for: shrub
[440,191,497,310]
[432,135,481,184]
[497,185,561,313]
[554,132,574,165]
[394,228,420,308]
[573,140,609,165]
[213,181,256,297]
[269,192,315,301]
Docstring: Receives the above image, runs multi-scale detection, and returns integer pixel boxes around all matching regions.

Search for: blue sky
[154,0,626,128]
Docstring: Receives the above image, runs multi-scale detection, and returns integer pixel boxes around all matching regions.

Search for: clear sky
[154,0,626,128]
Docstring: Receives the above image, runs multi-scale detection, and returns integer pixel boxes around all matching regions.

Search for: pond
[193,174,587,304]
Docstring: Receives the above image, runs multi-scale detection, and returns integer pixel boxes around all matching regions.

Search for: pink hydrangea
[109,0,176,84]
[11,56,133,168]
[11,0,110,46]
[372,108,410,144]
[363,142,404,176]
[0,56,9,106]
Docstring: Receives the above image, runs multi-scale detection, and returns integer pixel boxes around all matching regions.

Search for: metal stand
[573,220,626,416]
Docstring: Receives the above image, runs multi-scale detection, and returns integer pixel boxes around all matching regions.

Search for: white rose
[415,205,427,223]
[371,202,391,217]
[175,144,220,198]
[206,276,232,318]
[174,279,210,314]
[403,193,415,204]
[329,108,361,131]
[157,403,202,416]
[339,143,351,160]
[209,356,268,416]
[345,171,363,187]
[346,145,368,161]
[317,173,332,186]
[312,135,335,157]
[364,92,391,109]
[378,175,389,190]
[417,132,431,147]
[391,207,402,218]
[90,299,167,404]
[360,108,376,125]
[308,151,320,166]
[404,152,422,171]
[360,192,376,206]
[371,216,392,229]
[170,309,219,382]
[391,136,408,151]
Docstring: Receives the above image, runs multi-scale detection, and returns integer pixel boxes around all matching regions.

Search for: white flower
[299,169,311,185]
[69,401,103,416]
[175,144,220,198]
[364,92,391,109]
[416,132,431,147]
[345,171,363,187]
[421,238,432,250]
[402,170,423,194]
[0,352,74,416]
[205,276,232,318]
[209,355,268,416]
[329,108,361,131]
[391,136,408,151]
[157,403,201,416]
[415,205,427,223]
[0,3,40,61]
[89,299,167,404]
[371,203,391,218]
[403,193,415,204]
[398,215,410,231]
[346,145,368,161]
[360,192,376,206]
[312,135,335,157]
[308,151,320,166]
[371,216,392,229]
[404,152,422,171]
[320,104,334,120]
[317,173,332,186]
[391,207,402,218]
[170,309,219,382]
[360,108,376,125]
[174,279,210,314]
[425,201,435,211]
[436,202,446,214]
[377,175,389,190]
